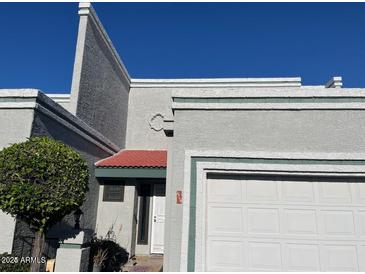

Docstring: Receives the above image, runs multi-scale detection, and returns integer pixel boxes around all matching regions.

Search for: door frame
[150,183,165,254]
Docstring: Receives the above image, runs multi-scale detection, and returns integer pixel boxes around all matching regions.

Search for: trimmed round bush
[0,136,89,231]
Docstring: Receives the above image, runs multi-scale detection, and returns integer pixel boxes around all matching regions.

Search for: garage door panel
[358,211,365,236]
[248,242,282,271]
[247,180,279,202]
[282,181,315,202]
[320,210,355,236]
[356,184,365,204]
[318,182,352,204]
[321,245,358,271]
[206,240,246,271]
[283,209,317,235]
[358,245,365,270]
[207,206,244,235]
[247,208,280,234]
[208,178,245,203]
[284,243,320,271]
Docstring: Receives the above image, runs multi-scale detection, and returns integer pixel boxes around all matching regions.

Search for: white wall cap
[78,2,91,15]
[62,231,84,245]
[47,94,70,98]
[325,76,343,88]
[131,77,302,88]
[47,94,71,103]
[79,2,91,9]
[0,89,40,97]
[171,87,365,98]
[77,2,131,82]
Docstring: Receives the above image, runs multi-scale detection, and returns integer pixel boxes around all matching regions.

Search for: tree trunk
[30,230,45,272]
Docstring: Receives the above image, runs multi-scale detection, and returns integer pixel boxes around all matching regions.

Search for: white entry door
[206,175,365,271]
[151,184,165,254]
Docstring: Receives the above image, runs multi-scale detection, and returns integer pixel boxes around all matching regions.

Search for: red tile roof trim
[95,150,167,168]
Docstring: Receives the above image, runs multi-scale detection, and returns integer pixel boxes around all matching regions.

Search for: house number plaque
[176,190,183,204]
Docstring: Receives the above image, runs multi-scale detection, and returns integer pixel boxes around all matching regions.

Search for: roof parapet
[47,94,70,103]
[325,76,343,88]
[77,2,131,82]
[130,77,302,88]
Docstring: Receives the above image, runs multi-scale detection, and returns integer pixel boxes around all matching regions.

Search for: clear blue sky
[0,3,364,93]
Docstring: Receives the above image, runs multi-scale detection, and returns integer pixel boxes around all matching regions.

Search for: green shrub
[0,136,89,231]
[0,136,89,271]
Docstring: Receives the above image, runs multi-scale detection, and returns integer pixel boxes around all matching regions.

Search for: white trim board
[130,77,302,88]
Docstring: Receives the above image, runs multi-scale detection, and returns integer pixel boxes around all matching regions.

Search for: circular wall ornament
[149,113,164,131]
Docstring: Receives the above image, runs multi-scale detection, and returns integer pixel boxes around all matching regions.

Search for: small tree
[0,137,89,272]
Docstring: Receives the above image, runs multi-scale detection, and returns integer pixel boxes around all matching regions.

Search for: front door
[151,184,165,254]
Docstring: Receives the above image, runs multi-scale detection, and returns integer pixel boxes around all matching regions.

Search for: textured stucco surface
[54,247,90,272]
[0,212,16,253]
[47,94,71,112]
[0,108,34,253]
[29,107,111,244]
[0,90,114,270]
[126,87,172,149]
[164,107,365,271]
[3,4,365,271]
[95,181,137,256]
[0,109,34,148]
[70,14,129,148]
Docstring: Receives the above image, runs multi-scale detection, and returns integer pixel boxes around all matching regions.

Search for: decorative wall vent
[149,113,165,131]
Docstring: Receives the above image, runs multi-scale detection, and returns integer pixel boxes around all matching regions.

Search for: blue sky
[0,3,364,93]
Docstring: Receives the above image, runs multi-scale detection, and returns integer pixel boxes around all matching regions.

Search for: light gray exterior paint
[55,247,90,272]
[0,90,37,253]
[0,212,16,254]
[126,87,172,149]
[0,89,119,260]
[70,3,130,148]
[47,94,71,112]
[96,182,137,255]
[163,87,365,271]
[1,3,365,272]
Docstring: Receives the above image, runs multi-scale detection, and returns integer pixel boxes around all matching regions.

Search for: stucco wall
[0,90,119,265]
[164,92,365,271]
[70,4,129,148]
[30,110,111,239]
[0,213,16,253]
[0,108,34,148]
[0,107,34,253]
[47,94,71,112]
[126,87,172,149]
[95,181,137,256]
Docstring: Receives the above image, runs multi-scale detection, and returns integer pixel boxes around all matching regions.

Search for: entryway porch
[94,150,167,266]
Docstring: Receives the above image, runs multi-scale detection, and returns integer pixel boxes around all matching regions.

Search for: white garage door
[206,175,365,271]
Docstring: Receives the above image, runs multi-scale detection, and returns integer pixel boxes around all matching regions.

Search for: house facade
[1,3,365,272]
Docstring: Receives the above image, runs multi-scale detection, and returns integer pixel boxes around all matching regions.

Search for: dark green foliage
[0,253,30,272]
[0,136,89,232]
[83,233,129,272]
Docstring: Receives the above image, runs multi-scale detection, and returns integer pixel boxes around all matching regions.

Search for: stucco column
[54,231,90,272]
